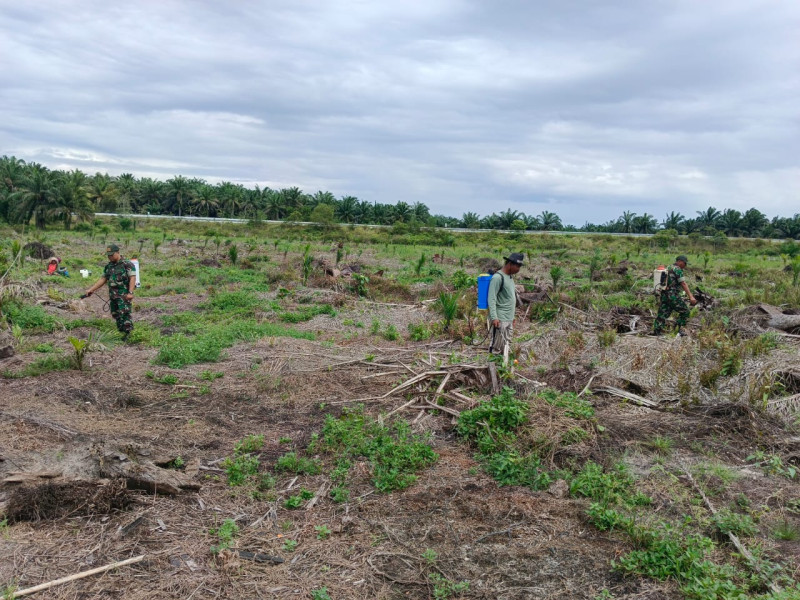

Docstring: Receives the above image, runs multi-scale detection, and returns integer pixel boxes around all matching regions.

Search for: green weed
[317,406,437,492]
[209,518,239,554]
[275,452,322,475]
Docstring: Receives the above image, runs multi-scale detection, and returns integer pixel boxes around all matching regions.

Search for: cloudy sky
[1,0,798,225]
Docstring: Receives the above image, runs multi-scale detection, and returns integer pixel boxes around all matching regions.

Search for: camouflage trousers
[653,291,689,333]
[108,291,133,334]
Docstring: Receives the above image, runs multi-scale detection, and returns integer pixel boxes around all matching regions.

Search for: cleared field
[1,220,800,599]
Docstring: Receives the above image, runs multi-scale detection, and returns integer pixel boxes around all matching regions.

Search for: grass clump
[315,406,437,493]
[3,355,72,378]
[457,387,553,490]
[2,301,60,332]
[278,304,335,323]
[539,388,595,420]
[154,320,313,368]
[711,510,757,537]
[275,452,322,475]
[221,434,265,486]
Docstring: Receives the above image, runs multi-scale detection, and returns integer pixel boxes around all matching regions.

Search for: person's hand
[83,290,93,298]
[491,319,500,328]
[124,292,134,301]
[689,297,698,306]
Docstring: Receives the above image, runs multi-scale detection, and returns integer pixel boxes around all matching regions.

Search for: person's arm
[84,277,107,296]
[681,281,697,305]
[488,273,501,327]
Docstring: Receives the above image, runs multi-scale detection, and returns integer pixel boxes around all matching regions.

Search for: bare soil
[2,287,800,599]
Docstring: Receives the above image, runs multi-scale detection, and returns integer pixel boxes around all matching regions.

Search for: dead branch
[12,555,145,598]
[591,385,660,408]
[0,411,78,438]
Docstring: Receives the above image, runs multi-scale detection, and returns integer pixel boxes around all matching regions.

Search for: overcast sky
[1,0,798,225]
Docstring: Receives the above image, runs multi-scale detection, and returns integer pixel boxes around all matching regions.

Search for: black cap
[106,244,120,254]
[676,255,688,264]
[504,252,525,265]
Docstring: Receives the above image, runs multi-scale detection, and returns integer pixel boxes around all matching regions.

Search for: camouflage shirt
[665,265,685,292]
[103,259,135,291]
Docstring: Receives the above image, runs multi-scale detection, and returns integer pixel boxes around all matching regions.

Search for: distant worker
[82,244,136,339]
[488,252,524,360]
[46,257,69,277]
[652,254,697,336]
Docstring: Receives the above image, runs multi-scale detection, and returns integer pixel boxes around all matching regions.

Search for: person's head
[503,252,524,274]
[106,244,121,263]
[675,254,688,269]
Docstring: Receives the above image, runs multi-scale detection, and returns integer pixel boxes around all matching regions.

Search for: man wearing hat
[488,252,524,358]
[652,255,697,336]
[83,244,136,339]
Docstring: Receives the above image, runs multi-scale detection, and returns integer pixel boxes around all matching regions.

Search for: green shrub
[539,389,595,420]
[451,270,473,290]
[279,304,335,323]
[2,301,59,331]
[408,322,434,341]
[275,452,322,475]
[711,510,757,537]
[317,407,437,493]
[570,462,634,506]
[209,518,239,554]
[222,454,259,486]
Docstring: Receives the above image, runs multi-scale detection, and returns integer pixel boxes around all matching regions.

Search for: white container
[80,269,91,278]
[131,258,140,288]
[653,266,666,291]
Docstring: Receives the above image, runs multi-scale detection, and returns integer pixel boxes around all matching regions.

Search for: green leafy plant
[437,291,459,332]
[209,518,239,554]
[235,434,264,454]
[550,265,564,291]
[228,243,238,265]
[711,510,757,537]
[383,324,399,341]
[428,572,469,600]
[275,452,322,475]
[302,244,313,285]
[282,539,298,552]
[351,273,369,297]
[315,524,332,540]
[414,252,426,275]
[317,406,437,493]
[311,588,331,600]
[451,269,473,290]
[597,328,617,348]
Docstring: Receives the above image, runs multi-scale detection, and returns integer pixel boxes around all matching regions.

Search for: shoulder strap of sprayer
[492,271,505,295]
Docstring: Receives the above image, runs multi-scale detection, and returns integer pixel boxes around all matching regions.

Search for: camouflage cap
[675,255,688,264]
[106,244,120,254]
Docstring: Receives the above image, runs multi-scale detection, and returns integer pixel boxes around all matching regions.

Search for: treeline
[1,156,798,239]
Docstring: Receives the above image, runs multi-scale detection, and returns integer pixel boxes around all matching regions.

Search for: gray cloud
[1,0,798,225]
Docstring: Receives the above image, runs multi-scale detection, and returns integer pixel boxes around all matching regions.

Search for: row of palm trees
[1,155,798,239]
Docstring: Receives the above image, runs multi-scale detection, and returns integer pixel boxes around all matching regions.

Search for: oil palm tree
[50,170,93,229]
[538,210,562,231]
[9,163,58,229]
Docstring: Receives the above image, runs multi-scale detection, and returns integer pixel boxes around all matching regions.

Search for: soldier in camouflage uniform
[652,255,697,336]
[83,244,136,338]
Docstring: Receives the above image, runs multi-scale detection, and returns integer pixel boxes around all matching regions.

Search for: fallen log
[756,304,800,331]
[99,452,200,495]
